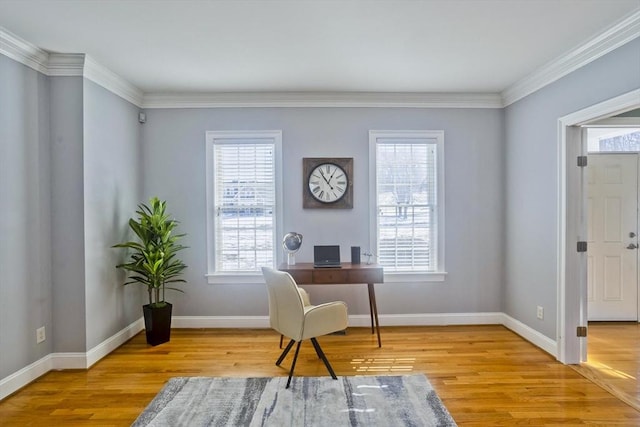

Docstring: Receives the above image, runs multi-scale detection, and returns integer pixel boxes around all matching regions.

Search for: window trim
[368,130,446,282]
[205,130,283,284]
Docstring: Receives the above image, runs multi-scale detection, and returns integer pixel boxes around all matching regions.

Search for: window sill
[384,271,447,283]
[206,273,263,285]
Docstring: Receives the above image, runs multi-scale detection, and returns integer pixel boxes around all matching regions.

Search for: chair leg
[279,334,283,349]
[276,339,295,366]
[286,341,302,389]
[310,337,337,380]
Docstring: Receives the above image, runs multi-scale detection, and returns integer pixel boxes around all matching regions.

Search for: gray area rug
[132,375,457,426]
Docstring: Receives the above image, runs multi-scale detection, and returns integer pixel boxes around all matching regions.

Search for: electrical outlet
[536,306,544,320]
[36,326,46,344]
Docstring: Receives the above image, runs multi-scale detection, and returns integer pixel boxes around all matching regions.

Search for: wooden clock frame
[303,157,353,209]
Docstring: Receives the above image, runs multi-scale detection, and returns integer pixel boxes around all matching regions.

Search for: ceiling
[0,0,638,95]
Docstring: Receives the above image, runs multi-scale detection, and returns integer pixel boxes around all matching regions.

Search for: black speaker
[351,246,361,264]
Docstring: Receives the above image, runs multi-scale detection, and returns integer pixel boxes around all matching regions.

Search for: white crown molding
[47,54,144,106]
[83,55,144,107]
[502,9,640,107]
[142,91,504,109]
[0,26,143,107]
[0,26,49,74]
[3,6,639,111]
[47,53,85,76]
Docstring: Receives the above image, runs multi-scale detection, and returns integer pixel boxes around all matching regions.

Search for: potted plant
[113,197,187,346]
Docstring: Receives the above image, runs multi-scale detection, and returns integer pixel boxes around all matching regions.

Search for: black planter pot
[143,302,172,346]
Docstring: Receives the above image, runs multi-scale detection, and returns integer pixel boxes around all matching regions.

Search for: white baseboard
[1,312,557,401]
[501,313,558,357]
[171,312,506,329]
[373,312,505,326]
[0,318,144,401]
[50,352,88,370]
[0,354,52,401]
[171,313,557,357]
[172,316,270,328]
[85,318,145,368]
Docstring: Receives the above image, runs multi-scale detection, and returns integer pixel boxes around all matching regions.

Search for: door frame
[558,88,640,364]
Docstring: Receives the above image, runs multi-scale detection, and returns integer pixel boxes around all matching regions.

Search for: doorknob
[630,232,637,238]
[627,243,638,249]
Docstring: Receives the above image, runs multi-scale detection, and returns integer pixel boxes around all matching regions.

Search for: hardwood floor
[571,322,640,411]
[0,325,638,426]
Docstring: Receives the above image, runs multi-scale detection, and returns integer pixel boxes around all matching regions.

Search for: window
[206,131,282,283]
[369,130,445,281]
[587,127,640,152]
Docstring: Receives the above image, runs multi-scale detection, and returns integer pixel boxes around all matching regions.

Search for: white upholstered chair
[278,287,311,348]
[261,267,348,388]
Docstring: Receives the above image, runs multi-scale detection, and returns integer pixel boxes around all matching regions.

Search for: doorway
[557,95,640,409]
[558,89,640,365]
[580,127,640,408]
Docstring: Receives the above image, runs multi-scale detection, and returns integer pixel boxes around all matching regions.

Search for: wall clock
[303,157,353,209]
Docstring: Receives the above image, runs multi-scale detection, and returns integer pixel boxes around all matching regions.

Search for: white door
[587,153,638,321]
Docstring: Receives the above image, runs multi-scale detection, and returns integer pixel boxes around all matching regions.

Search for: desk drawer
[312,269,348,283]
[347,269,383,284]
[287,270,313,284]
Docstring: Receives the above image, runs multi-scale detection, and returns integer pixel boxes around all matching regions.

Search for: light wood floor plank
[571,321,640,411]
[0,325,638,426]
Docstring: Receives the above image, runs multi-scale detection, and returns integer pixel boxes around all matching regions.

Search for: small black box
[351,246,361,264]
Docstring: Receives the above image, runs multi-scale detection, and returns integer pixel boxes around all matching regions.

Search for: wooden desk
[278,262,384,347]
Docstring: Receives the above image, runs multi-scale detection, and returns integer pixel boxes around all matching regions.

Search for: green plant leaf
[113,197,188,305]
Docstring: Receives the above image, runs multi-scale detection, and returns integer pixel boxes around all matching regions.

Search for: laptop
[313,245,342,268]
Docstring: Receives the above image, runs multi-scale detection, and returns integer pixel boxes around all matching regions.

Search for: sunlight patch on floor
[584,359,636,380]
[350,358,415,373]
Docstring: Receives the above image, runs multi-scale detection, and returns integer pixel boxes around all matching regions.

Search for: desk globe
[282,232,303,265]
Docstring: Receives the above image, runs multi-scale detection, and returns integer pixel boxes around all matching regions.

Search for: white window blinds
[371,131,444,274]
[213,142,275,271]
[206,131,282,278]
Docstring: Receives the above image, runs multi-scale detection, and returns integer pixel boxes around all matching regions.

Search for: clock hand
[318,170,334,189]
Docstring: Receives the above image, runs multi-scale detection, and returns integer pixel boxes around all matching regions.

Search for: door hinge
[577,326,588,337]
[577,241,588,252]
[577,156,588,167]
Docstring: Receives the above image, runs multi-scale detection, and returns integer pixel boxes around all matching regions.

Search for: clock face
[308,163,348,203]
[302,157,353,209]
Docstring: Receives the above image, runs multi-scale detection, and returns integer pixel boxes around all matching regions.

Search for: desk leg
[367,283,382,347]
[368,290,375,333]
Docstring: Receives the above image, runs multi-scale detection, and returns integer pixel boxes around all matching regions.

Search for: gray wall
[50,76,87,352]
[0,54,144,382]
[83,79,143,350]
[50,77,143,354]
[0,55,52,377]
[142,107,504,317]
[504,37,640,339]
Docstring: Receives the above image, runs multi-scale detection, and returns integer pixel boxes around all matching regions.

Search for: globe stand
[287,252,296,266]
